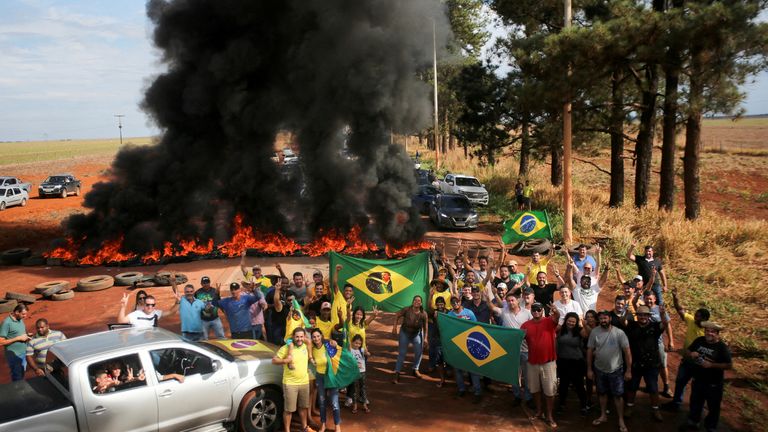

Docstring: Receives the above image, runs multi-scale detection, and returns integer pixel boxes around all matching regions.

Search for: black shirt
[688,337,732,384]
[462,299,491,323]
[266,289,290,326]
[610,310,635,330]
[634,255,663,286]
[532,283,558,315]
[625,321,664,368]
[306,295,331,317]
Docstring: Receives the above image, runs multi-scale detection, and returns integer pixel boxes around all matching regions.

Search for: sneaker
[345,398,354,408]
[652,409,664,422]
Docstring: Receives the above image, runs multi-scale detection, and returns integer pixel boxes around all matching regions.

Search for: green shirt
[0,316,27,357]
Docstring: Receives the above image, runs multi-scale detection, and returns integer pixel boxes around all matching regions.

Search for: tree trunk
[658,2,683,211]
[684,48,704,220]
[609,69,625,207]
[634,65,659,208]
[551,144,563,186]
[519,116,531,176]
[463,140,468,158]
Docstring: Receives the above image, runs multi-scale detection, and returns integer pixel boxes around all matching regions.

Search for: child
[350,334,369,413]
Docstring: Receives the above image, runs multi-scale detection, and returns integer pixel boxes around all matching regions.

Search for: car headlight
[439,212,448,218]
[469,213,478,219]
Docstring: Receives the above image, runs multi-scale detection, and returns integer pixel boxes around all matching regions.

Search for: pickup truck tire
[5,291,36,304]
[239,387,282,432]
[33,280,70,294]
[1,247,32,264]
[0,202,5,210]
[75,186,81,196]
[76,275,115,291]
[153,272,188,286]
[507,239,552,257]
[51,290,75,301]
[0,299,18,313]
[21,198,27,207]
[115,272,144,286]
[60,189,67,198]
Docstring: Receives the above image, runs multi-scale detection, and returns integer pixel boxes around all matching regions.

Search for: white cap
[633,275,643,281]
[497,282,508,289]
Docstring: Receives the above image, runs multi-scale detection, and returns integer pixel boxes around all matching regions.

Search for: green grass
[0,137,155,166]
[702,117,768,127]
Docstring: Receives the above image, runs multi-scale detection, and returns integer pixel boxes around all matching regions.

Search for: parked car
[38,174,81,198]
[429,193,478,230]
[0,176,32,193]
[438,173,489,206]
[0,327,283,432]
[412,185,440,214]
[0,187,29,210]
[414,169,432,186]
[282,148,298,164]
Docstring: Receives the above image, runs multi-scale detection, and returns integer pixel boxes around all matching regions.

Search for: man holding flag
[447,296,482,403]
[272,327,313,432]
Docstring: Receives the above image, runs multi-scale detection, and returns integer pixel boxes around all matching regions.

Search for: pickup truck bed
[0,377,74,425]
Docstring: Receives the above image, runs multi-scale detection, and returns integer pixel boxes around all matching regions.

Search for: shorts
[522,197,531,206]
[629,365,659,394]
[515,195,524,205]
[527,361,557,397]
[595,368,625,397]
[283,383,310,412]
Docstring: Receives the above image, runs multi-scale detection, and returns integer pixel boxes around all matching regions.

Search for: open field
[0,137,155,166]
[696,117,767,153]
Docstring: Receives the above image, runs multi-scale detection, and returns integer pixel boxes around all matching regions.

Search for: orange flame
[45,214,428,265]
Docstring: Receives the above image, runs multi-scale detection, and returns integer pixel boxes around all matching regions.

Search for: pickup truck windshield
[44,176,68,183]
[442,196,471,209]
[196,341,236,362]
[455,177,481,187]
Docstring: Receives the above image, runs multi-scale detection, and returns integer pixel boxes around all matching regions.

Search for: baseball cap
[497,282,508,290]
[507,260,518,266]
[635,305,651,315]
[313,270,323,276]
[201,276,211,284]
[701,321,724,331]
[229,282,240,290]
[252,264,261,270]
[321,302,332,310]
[633,275,643,281]
[531,303,544,311]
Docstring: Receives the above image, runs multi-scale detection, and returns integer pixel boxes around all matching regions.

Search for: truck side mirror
[211,359,222,372]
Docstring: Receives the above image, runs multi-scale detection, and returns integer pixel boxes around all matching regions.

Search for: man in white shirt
[118,292,163,328]
[487,290,533,406]
[566,260,607,313]
[554,286,583,325]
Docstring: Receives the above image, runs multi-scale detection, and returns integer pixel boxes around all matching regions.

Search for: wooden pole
[433,20,440,170]
[563,0,573,245]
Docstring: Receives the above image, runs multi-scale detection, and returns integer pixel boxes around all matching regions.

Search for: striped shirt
[26,330,67,368]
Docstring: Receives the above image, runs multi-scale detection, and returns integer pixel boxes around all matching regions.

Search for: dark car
[38,174,81,198]
[429,193,478,230]
[412,185,440,215]
[414,169,432,186]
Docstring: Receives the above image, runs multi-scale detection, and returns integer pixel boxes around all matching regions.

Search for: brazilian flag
[329,251,429,312]
[502,210,552,244]
[437,313,524,384]
[322,334,361,389]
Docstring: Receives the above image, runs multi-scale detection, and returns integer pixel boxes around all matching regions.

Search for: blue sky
[0,1,766,142]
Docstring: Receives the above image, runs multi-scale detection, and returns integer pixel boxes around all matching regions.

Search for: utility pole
[432,19,440,170]
[114,114,125,145]
[562,0,573,245]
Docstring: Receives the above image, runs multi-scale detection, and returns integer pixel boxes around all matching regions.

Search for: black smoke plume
[65,0,450,253]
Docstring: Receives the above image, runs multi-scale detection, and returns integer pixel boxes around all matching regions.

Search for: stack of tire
[33,280,73,301]
[112,271,188,288]
[0,248,32,265]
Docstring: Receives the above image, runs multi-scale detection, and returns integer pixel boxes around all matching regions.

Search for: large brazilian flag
[322,338,361,389]
[502,210,552,244]
[437,313,524,384]
[329,251,429,312]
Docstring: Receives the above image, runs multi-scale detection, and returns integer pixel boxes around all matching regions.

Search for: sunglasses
[145,303,156,307]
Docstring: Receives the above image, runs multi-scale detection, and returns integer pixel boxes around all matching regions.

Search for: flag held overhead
[502,210,552,244]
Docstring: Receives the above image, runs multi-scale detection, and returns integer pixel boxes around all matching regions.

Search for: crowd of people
[0,240,734,432]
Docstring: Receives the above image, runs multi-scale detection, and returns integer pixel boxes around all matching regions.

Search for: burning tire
[0,299,18,313]
[506,239,552,257]
[76,275,115,292]
[1,247,32,265]
[5,291,36,304]
[33,280,70,295]
[153,272,188,286]
[115,272,145,286]
[51,290,75,301]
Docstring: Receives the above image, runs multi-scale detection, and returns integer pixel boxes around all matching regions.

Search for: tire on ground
[153,272,188,286]
[51,290,75,301]
[5,291,37,304]
[21,255,47,266]
[76,275,115,292]
[33,280,70,295]
[1,248,33,264]
[0,299,18,313]
[239,387,283,432]
[507,239,552,257]
[568,243,597,255]
[115,272,145,286]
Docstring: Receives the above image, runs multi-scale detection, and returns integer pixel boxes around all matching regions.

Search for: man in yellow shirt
[525,250,553,284]
[662,288,710,411]
[272,327,314,432]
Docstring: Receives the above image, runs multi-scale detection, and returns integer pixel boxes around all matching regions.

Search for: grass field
[0,137,156,166]
[702,116,768,127]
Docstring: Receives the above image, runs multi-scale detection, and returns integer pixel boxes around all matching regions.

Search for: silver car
[0,187,29,210]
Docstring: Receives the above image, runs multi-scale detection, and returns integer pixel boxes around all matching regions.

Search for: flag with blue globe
[437,313,524,384]
[502,210,552,244]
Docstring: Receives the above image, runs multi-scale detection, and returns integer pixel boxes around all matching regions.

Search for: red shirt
[521,318,557,365]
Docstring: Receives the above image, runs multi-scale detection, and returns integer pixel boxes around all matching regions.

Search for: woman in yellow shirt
[310,328,342,432]
[346,305,380,350]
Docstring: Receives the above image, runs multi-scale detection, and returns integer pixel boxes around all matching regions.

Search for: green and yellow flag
[322,339,361,389]
[502,210,552,244]
[437,313,524,384]
[329,251,429,312]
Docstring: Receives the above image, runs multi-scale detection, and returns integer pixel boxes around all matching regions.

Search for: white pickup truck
[438,173,489,206]
[0,327,283,432]
[0,176,32,193]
